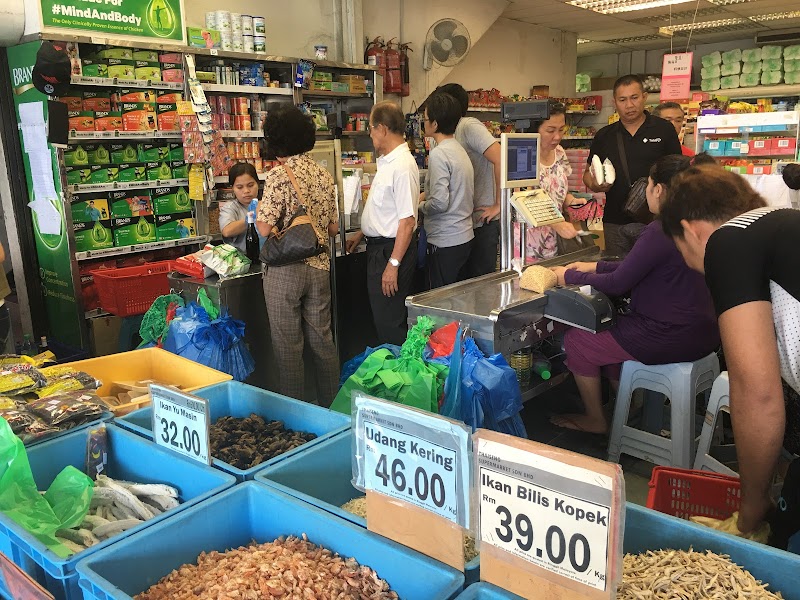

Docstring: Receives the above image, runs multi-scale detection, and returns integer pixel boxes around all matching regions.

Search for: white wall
[185,0,340,60]
[577,38,758,87]
[443,18,577,98]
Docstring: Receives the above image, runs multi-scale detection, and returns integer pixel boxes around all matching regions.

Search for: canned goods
[232,96,249,114]
[241,15,253,34]
[205,11,217,28]
[253,16,266,35]
[251,142,260,157]
[219,113,231,130]
[233,114,252,131]
[215,10,231,31]
[232,38,244,52]
[234,142,244,159]
[230,13,242,31]
[220,33,233,51]
[243,35,254,53]
[227,142,236,157]
[217,95,230,114]
[253,36,266,53]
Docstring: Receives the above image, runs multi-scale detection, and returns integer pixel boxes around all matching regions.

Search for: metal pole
[500,188,511,271]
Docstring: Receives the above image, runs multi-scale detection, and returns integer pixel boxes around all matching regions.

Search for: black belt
[365,236,395,246]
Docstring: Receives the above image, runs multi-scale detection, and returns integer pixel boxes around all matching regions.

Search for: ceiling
[502,0,800,55]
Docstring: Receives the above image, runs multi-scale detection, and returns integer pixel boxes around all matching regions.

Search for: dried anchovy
[340,496,479,562]
[618,548,784,599]
[210,413,316,469]
[134,534,398,600]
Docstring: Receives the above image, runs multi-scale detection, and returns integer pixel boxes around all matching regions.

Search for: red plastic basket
[646,466,741,521]
[91,261,176,317]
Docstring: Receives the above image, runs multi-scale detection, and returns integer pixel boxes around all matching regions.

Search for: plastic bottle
[20,334,36,356]
[532,352,552,381]
[509,347,533,385]
[245,210,259,263]
[39,336,48,353]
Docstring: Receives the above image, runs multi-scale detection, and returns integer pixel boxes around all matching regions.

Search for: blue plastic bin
[75,482,464,599]
[455,583,521,599]
[0,424,235,600]
[115,381,351,480]
[255,432,482,584]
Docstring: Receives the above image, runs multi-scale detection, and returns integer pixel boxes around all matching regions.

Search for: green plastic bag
[0,417,93,558]
[138,293,185,348]
[331,317,448,415]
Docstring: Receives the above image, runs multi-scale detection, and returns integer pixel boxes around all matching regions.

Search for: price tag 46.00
[151,384,211,465]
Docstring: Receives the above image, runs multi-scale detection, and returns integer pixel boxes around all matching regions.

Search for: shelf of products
[467,106,502,113]
[302,90,372,99]
[67,179,190,194]
[725,84,800,100]
[201,83,293,96]
[219,130,264,138]
[75,235,209,261]
[68,131,182,142]
[70,76,183,90]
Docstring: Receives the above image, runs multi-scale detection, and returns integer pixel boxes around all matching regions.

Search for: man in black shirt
[660,164,800,536]
[584,75,682,256]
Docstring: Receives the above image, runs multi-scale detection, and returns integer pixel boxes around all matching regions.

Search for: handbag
[616,130,652,224]
[259,164,327,266]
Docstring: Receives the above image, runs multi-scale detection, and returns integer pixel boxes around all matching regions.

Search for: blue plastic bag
[440,328,464,421]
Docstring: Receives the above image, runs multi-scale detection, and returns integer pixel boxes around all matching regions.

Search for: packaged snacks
[94,111,124,132]
[37,366,99,398]
[0,407,57,443]
[0,367,46,396]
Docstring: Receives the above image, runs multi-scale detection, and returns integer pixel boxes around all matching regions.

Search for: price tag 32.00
[354,395,471,528]
[151,384,211,465]
[478,438,612,591]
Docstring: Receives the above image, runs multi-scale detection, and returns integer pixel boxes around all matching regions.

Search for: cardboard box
[146,161,173,181]
[135,61,162,82]
[159,52,182,63]
[112,215,157,246]
[187,27,222,49]
[160,63,184,83]
[110,143,139,164]
[170,160,188,179]
[65,145,90,167]
[120,102,156,131]
[156,103,179,131]
[771,137,798,156]
[59,92,83,111]
[331,82,349,93]
[747,164,772,175]
[113,89,156,104]
[94,111,123,131]
[132,50,158,62]
[725,140,744,156]
[109,190,153,218]
[116,162,146,183]
[530,85,549,97]
[66,143,111,165]
[137,142,169,162]
[309,81,332,91]
[95,47,133,60]
[87,315,122,356]
[156,212,195,240]
[71,194,110,222]
[152,185,192,214]
[82,90,112,112]
[168,142,185,161]
[107,58,135,80]
[66,165,119,185]
[749,139,770,156]
[69,111,95,131]
[338,74,363,84]
[82,59,108,78]
[312,71,334,82]
[74,219,114,251]
[704,139,725,156]
[156,91,183,104]
[348,81,367,94]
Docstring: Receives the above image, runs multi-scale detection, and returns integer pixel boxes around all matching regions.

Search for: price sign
[353,394,470,528]
[151,384,211,465]
[661,52,693,101]
[476,432,622,599]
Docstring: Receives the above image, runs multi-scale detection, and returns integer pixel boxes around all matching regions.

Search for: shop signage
[6,42,83,349]
[40,0,185,42]
[0,551,54,599]
[475,430,624,599]
[661,52,693,101]
[151,384,211,465]
[353,394,471,527]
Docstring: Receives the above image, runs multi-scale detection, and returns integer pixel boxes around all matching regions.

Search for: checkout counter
[407,120,615,402]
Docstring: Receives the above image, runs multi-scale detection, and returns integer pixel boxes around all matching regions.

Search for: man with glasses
[654,102,695,157]
[347,101,420,345]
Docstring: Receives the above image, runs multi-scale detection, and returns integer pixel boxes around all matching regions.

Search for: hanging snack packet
[27,391,105,429]
[295,59,316,88]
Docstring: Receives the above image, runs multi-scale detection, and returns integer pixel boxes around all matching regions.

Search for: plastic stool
[608,353,720,468]
[693,372,738,476]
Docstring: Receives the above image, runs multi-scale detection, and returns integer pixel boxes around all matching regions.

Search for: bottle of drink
[510,347,533,386]
[20,334,36,357]
[245,210,259,263]
[532,352,552,381]
[39,335,49,353]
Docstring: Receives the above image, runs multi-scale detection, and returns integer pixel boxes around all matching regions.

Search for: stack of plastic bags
[703,45,800,91]
[785,45,800,85]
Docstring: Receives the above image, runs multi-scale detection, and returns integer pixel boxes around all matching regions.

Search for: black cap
[32,41,71,97]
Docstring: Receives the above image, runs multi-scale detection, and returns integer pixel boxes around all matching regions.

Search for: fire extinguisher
[399,43,412,97]
[364,37,386,83]
[384,38,402,94]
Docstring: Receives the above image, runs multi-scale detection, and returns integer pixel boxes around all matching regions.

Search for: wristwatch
[388,257,401,267]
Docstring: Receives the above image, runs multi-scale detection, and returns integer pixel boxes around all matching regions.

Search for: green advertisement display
[41,0,184,42]
[7,41,83,348]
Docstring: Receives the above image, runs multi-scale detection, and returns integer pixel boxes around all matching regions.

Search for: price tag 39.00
[478,438,612,591]
[151,384,211,465]
[354,395,471,528]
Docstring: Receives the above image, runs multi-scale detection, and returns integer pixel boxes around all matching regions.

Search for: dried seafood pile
[134,535,397,600]
[618,549,783,599]
[210,413,316,469]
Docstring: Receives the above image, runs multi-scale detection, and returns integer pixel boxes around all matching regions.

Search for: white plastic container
[253,16,266,35]
[253,35,266,53]
[232,38,244,52]
[230,13,242,32]
[241,15,253,35]
[215,10,231,32]
[205,12,217,29]
[243,35,254,53]
[220,32,233,51]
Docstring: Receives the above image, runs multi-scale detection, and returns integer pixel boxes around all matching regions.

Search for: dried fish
[119,483,178,498]
[56,528,98,548]
[56,536,85,554]
[80,514,111,530]
[141,494,179,512]
[95,476,154,520]
[134,535,398,600]
[92,518,142,539]
[618,548,784,599]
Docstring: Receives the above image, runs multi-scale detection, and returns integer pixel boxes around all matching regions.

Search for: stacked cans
[205,12,265,54]
[209,94,266,134]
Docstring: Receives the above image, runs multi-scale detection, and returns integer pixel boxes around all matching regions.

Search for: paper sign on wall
[661,52,693,101]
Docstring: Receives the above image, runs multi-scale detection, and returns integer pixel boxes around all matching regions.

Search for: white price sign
[151,384,211,465]
[354,395,471,528]
[478,438,612,591]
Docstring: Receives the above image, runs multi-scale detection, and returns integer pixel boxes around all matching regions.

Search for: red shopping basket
[647,466,741,521]
[91,261,177,317]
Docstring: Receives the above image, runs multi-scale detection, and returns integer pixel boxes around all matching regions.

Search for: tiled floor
[521,374,654,506]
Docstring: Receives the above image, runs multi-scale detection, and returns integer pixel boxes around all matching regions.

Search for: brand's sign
[41,0,185,42]
[661,52,693,101]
